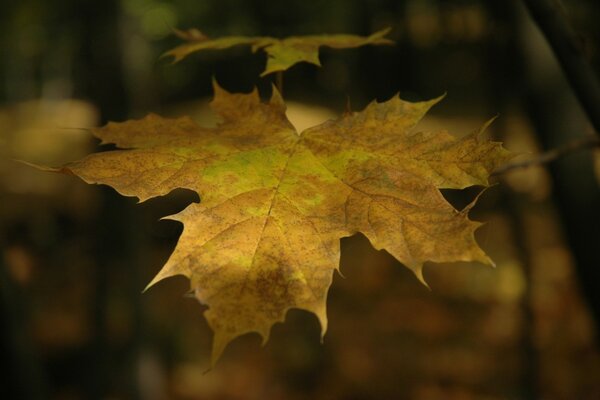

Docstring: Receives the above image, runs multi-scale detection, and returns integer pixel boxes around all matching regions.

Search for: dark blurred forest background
[1,0,600,399]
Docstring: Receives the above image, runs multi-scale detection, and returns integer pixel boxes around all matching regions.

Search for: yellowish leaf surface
[48,83,511,365]
[164,28,393,76]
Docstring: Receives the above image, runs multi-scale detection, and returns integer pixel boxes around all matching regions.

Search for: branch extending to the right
[492,135,600,175]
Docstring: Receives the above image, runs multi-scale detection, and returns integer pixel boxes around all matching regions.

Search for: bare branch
[493,135,600,175]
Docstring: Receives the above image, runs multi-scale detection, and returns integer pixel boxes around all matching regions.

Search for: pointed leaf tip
[369,27,395,44]
[476,115,499,139]
[269,84,286,109]
[412,265,431,290]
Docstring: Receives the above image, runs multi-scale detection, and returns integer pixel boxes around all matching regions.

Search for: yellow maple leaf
[42,83,511,365]
[164,28,393,76]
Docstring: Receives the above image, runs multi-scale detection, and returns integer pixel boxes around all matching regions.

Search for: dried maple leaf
[164,28,393,76]
[42,83,511,365]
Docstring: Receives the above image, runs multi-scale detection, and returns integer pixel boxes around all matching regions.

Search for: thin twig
[522,0,600,136]
[493,135,599,175]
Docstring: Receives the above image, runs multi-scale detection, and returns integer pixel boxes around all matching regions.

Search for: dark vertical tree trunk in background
[522,87,600,335]
[522,0,600,135]
[0,253,48,400]
[74,0,129,122]
[482,3,539,398]
[518,0,600,335]
[73,1,139,399]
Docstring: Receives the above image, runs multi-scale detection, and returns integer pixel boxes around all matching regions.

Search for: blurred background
[1,0,599,399]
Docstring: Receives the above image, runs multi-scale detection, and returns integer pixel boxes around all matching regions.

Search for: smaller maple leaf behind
[163,28,394,76]
[43,83,512,365]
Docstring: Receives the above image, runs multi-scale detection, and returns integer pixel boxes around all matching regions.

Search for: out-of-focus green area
[1,1,599,399]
